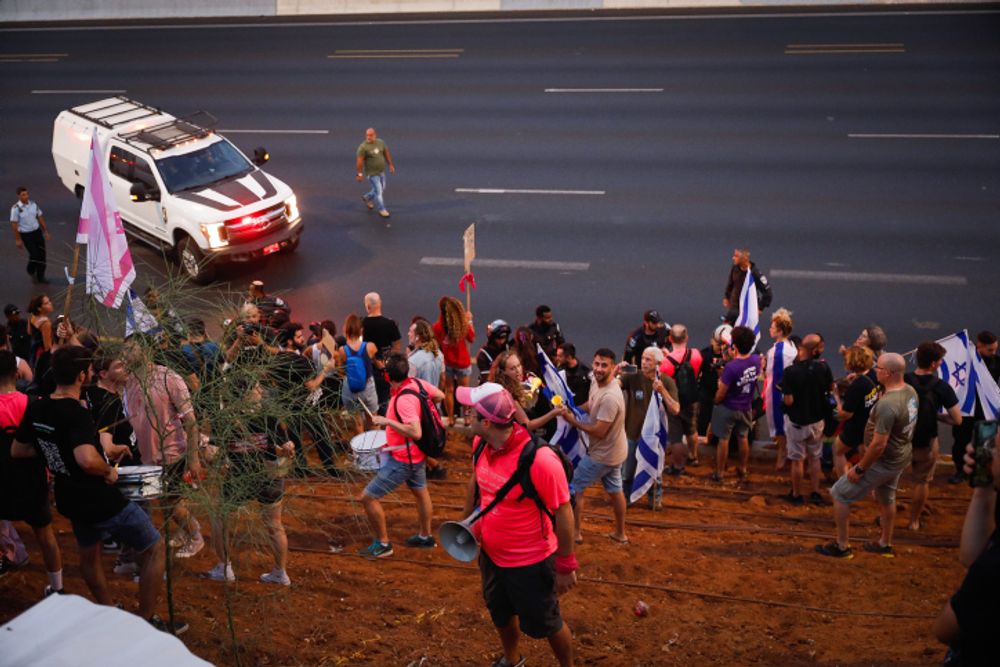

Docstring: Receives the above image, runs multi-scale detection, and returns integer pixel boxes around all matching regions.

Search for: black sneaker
[102,539,121,554]
[148,614,190,636]
[405,534,436,548]
[808,492,829,506]
[862,541,895,558]
[782,492,804,507]
[709,472,722,483]
[815,541,854,559]
[947,473,966,485]
[0,556,13,578]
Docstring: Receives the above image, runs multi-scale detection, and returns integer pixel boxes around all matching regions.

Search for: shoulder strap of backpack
[468,436,543,526]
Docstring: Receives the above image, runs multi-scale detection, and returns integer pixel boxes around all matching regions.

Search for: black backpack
[667,349,699,407]
[471,435,574,526]
[393,381,446,458]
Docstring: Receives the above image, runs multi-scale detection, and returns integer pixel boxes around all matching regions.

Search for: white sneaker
[205,562,235,582]
[259,569,290,586]
[174,533,204,559]
[168,530,188,549]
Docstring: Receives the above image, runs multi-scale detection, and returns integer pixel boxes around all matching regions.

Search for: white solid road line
[32,89,126,94]
[771,269,967,286]
[420,257,590,271]
[4,9,998,33]
[848,133,999,140]
[544,88,663,93]
[217,129,330,134]
[455,188,605,195]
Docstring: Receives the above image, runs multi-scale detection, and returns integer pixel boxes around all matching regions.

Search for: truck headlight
[200,222,229,249]
[285,195,299,222]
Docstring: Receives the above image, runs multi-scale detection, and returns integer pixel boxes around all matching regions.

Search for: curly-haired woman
[432,297,474,426]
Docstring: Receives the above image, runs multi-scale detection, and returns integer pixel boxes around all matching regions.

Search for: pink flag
[78,127,135,308]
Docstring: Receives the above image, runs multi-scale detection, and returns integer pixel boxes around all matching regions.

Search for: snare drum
[116,465,163,500]
[350,430,386,472]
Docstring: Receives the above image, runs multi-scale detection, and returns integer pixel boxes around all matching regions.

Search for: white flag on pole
[630,393,668,504]
[937,330,977,417]
[78,127,135,308]
[736,270,760,344]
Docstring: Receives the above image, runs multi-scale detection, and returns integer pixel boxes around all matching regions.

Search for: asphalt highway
[1,8,998,359]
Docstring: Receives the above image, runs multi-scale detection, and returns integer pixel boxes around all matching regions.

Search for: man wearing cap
[363,352,445,558]
[4,304,31,363]
[623,310,668,366]
[459,383,576,667]
[477,320,511,383]
[9,187,50,284]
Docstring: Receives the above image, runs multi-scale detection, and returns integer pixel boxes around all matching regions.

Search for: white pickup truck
[52,97,303,283]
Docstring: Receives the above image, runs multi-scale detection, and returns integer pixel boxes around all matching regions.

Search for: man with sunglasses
[816,352,917,559]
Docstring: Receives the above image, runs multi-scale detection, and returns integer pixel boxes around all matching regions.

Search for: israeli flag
[124,289,161,339]
[630,392,668,504]
[737,270,760,345]
[937,330,977,417]
[537,344,588,468]
[971,345,1000,421]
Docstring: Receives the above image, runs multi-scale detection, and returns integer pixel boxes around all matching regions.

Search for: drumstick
[357,399,375,420]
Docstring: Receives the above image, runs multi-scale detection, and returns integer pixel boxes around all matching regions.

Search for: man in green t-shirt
[816,352,918,560]
[355,128,395,218]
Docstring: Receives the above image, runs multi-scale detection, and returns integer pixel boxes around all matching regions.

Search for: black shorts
[161,459,187,500]
[480,551,563,639]
[222,464,284,506]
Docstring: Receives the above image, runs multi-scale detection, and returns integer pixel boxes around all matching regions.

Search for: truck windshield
[155,139,254,194]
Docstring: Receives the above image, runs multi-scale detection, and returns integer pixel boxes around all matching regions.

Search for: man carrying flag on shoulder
[722,247,772,326]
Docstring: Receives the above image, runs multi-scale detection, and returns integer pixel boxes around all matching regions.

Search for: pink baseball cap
[456,383,516,424]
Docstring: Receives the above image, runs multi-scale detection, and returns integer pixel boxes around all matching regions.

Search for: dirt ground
[1,431,970,666]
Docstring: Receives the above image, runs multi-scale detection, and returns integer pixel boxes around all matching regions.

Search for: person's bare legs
[78,543,113,605]
[361,493,389,543]
[737,435,750,476]
[608,491,628,542]
[262,502,288,571]
[410,486,433,537]
[572,491,586,543]
[441,374,456,426]
[31,524,62,574]
[715,437,729,478]
[808,454,822,494]
[547,623,575,667]
[774,434,787,471]
[136,539,165,619]
[878,499,896,547]
[209,513,228,564]
[833,500,851,549]
[496,616,521,665]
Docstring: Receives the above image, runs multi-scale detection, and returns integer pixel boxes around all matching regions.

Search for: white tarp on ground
[0,594,213,667]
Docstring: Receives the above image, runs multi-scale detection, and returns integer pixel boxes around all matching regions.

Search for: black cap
[643,309,662,325]
[4,304,19,317]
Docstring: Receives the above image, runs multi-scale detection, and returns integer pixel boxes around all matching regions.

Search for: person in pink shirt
[363,352,445,559]
[659,324,704,474]
[458,383,576,667]
[123,336,204,559]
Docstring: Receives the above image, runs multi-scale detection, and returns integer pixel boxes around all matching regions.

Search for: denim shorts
[71,501,161,552]
[445,365,472,380]
[570,455,623,495]
[363,455,427,499]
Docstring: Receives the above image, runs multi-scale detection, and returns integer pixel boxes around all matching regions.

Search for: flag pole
[62,244,82,321]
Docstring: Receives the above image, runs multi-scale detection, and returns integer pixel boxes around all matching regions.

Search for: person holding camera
[933,422,999,666]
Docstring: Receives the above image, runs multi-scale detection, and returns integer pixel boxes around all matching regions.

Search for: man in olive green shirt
[356,128,395,218]
[816,352,917,559]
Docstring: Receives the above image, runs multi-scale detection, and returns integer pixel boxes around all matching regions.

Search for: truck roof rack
[69,96,218,152]
[119,111,218,151]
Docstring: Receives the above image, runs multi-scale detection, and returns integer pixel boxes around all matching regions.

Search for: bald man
[356,128,395,218]
[816,352,918,559]
[778,334,836,506]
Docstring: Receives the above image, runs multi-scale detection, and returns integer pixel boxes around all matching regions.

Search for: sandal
[606,532,630,545]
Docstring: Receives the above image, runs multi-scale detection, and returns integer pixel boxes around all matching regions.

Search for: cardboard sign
[463,223,475,273]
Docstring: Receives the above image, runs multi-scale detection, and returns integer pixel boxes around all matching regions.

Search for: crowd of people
[1,249,999,666]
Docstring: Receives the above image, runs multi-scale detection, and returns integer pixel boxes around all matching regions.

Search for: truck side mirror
[130,182,160,203]
[252,146,270,166]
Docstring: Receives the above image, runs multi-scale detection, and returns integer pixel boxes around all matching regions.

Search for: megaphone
[438,511,481,562]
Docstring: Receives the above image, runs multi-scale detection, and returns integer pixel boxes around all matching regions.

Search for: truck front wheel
[177,235,216,284]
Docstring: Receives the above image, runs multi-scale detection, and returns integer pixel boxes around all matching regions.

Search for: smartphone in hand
[969,419,998,488]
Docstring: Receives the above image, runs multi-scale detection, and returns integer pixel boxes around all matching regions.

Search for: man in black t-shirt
[528,304,565,361]
[933,436,1000,665]
[362,292,401,414]
[4,304,30,360]
[12,346,181,633]
[623,310,668,365]
[904,342,962,531]
[779,335,837,506]
[556,343,591,407]
[477,319,511,383]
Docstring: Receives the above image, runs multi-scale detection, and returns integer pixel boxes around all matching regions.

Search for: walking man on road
[356,128,395,219]
[9,187,51,284]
